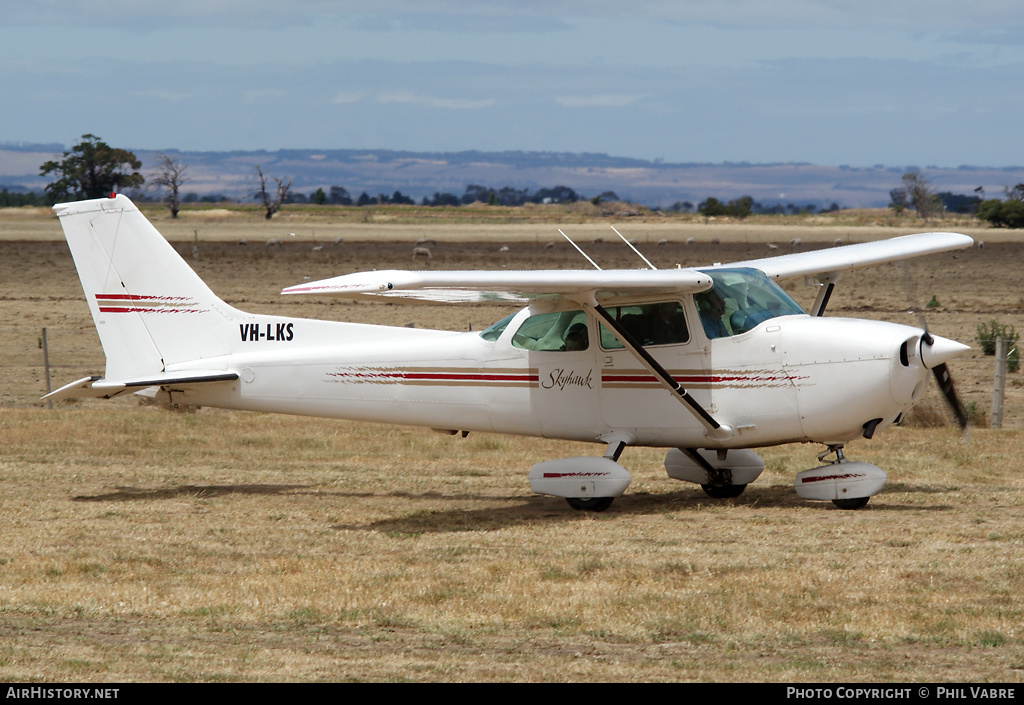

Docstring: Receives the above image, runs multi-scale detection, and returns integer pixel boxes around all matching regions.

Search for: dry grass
[0,408,1022,681]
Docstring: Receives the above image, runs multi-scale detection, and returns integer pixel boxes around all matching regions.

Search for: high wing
[282,232,973,304]
[724,232,974,281]
[282,268,714,304]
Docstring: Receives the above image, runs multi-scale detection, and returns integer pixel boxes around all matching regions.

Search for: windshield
[694,268,805,338]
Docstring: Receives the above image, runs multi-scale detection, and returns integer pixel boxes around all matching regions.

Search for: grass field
[1,410,1022,681]
[1,206,1022,681]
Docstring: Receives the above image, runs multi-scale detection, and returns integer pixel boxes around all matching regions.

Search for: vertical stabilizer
[53,195,241,380]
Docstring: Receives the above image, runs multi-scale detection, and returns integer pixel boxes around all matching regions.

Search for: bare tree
[254,165,292,220]
[151,152,189,218]
[901,172,942,221]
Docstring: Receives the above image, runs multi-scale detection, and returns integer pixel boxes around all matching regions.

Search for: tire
[700,483,747,499]
[565,497,615,512]
[832,496,870,510]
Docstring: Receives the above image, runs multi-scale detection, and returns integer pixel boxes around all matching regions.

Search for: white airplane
[46,195,974,511]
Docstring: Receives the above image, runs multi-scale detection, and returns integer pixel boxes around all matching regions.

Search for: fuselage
[167,293,938,451]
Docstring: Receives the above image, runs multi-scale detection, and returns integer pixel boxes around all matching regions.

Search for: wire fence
[1,325,104,408]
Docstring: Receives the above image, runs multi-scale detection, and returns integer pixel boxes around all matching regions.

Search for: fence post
[992,336,1007,429]
[42,327,53,409]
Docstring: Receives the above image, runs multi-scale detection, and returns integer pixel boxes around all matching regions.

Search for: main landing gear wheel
[832,496,870,510]
[565,497,615,512]
[701,483,747,499]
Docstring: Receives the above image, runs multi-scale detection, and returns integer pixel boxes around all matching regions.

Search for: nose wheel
[701,483,747,499]
[831,496,870,510]
[565,497,615,512]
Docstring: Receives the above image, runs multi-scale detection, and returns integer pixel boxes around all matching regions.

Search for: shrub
[977,199,1024,228]
[976,320,1019,372]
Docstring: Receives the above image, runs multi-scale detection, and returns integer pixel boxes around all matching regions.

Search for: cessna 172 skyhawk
[46,195,974,511]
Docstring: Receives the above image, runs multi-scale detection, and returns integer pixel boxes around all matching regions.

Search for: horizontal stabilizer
[43,371,239,401]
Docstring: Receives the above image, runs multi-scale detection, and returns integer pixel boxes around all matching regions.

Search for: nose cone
[921,335,971,369]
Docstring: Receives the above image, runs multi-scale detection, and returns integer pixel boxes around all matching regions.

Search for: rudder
[54,195,241,380]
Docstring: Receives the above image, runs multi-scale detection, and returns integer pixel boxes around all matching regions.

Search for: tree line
[27,135,1024,227]
[694,196,842,219]
[306,183,592,208]
[28,135,603,219]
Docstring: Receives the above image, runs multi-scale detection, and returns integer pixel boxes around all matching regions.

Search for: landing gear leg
[681,448,748,499]
[817,443,846,464]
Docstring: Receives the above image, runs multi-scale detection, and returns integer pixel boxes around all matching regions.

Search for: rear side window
[599,301,688,349]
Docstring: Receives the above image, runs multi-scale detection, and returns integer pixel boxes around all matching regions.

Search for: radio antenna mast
[558,229,602,270]
[610,225,657,270]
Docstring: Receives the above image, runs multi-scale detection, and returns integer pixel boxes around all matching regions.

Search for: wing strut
[589,302,734,440]
[810,273,840,317]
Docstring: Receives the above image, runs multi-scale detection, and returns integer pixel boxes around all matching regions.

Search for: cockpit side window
[598,301,689,349]
[696,268,805,338]
[511,310,590,352]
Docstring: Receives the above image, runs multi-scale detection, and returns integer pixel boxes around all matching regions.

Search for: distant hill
[4,143,1023,209]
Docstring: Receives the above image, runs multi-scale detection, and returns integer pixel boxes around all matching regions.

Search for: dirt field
[1,208,1022,682]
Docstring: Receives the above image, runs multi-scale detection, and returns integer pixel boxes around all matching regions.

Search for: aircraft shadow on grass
[68,480,950,535]
[331,484,951,535]
[71,484,310,502]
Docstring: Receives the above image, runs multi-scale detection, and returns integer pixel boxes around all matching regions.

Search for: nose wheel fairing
[793,445,886,509]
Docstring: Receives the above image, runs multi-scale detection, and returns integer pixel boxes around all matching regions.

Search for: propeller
[930,361,968,430]
[897,260,970,430]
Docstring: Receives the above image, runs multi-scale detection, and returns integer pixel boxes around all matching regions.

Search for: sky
[4,1,1024,167]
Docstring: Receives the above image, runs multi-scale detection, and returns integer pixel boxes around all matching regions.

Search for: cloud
[8,1,1024,34]
[134,89,193,102]
[243,89,287,104]
[375,92,496,109]
[331,91,367,105]
[555,94,645,108]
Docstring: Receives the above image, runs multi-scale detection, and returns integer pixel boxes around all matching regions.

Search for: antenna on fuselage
[558,229,602,270]
[609,225,657,270]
